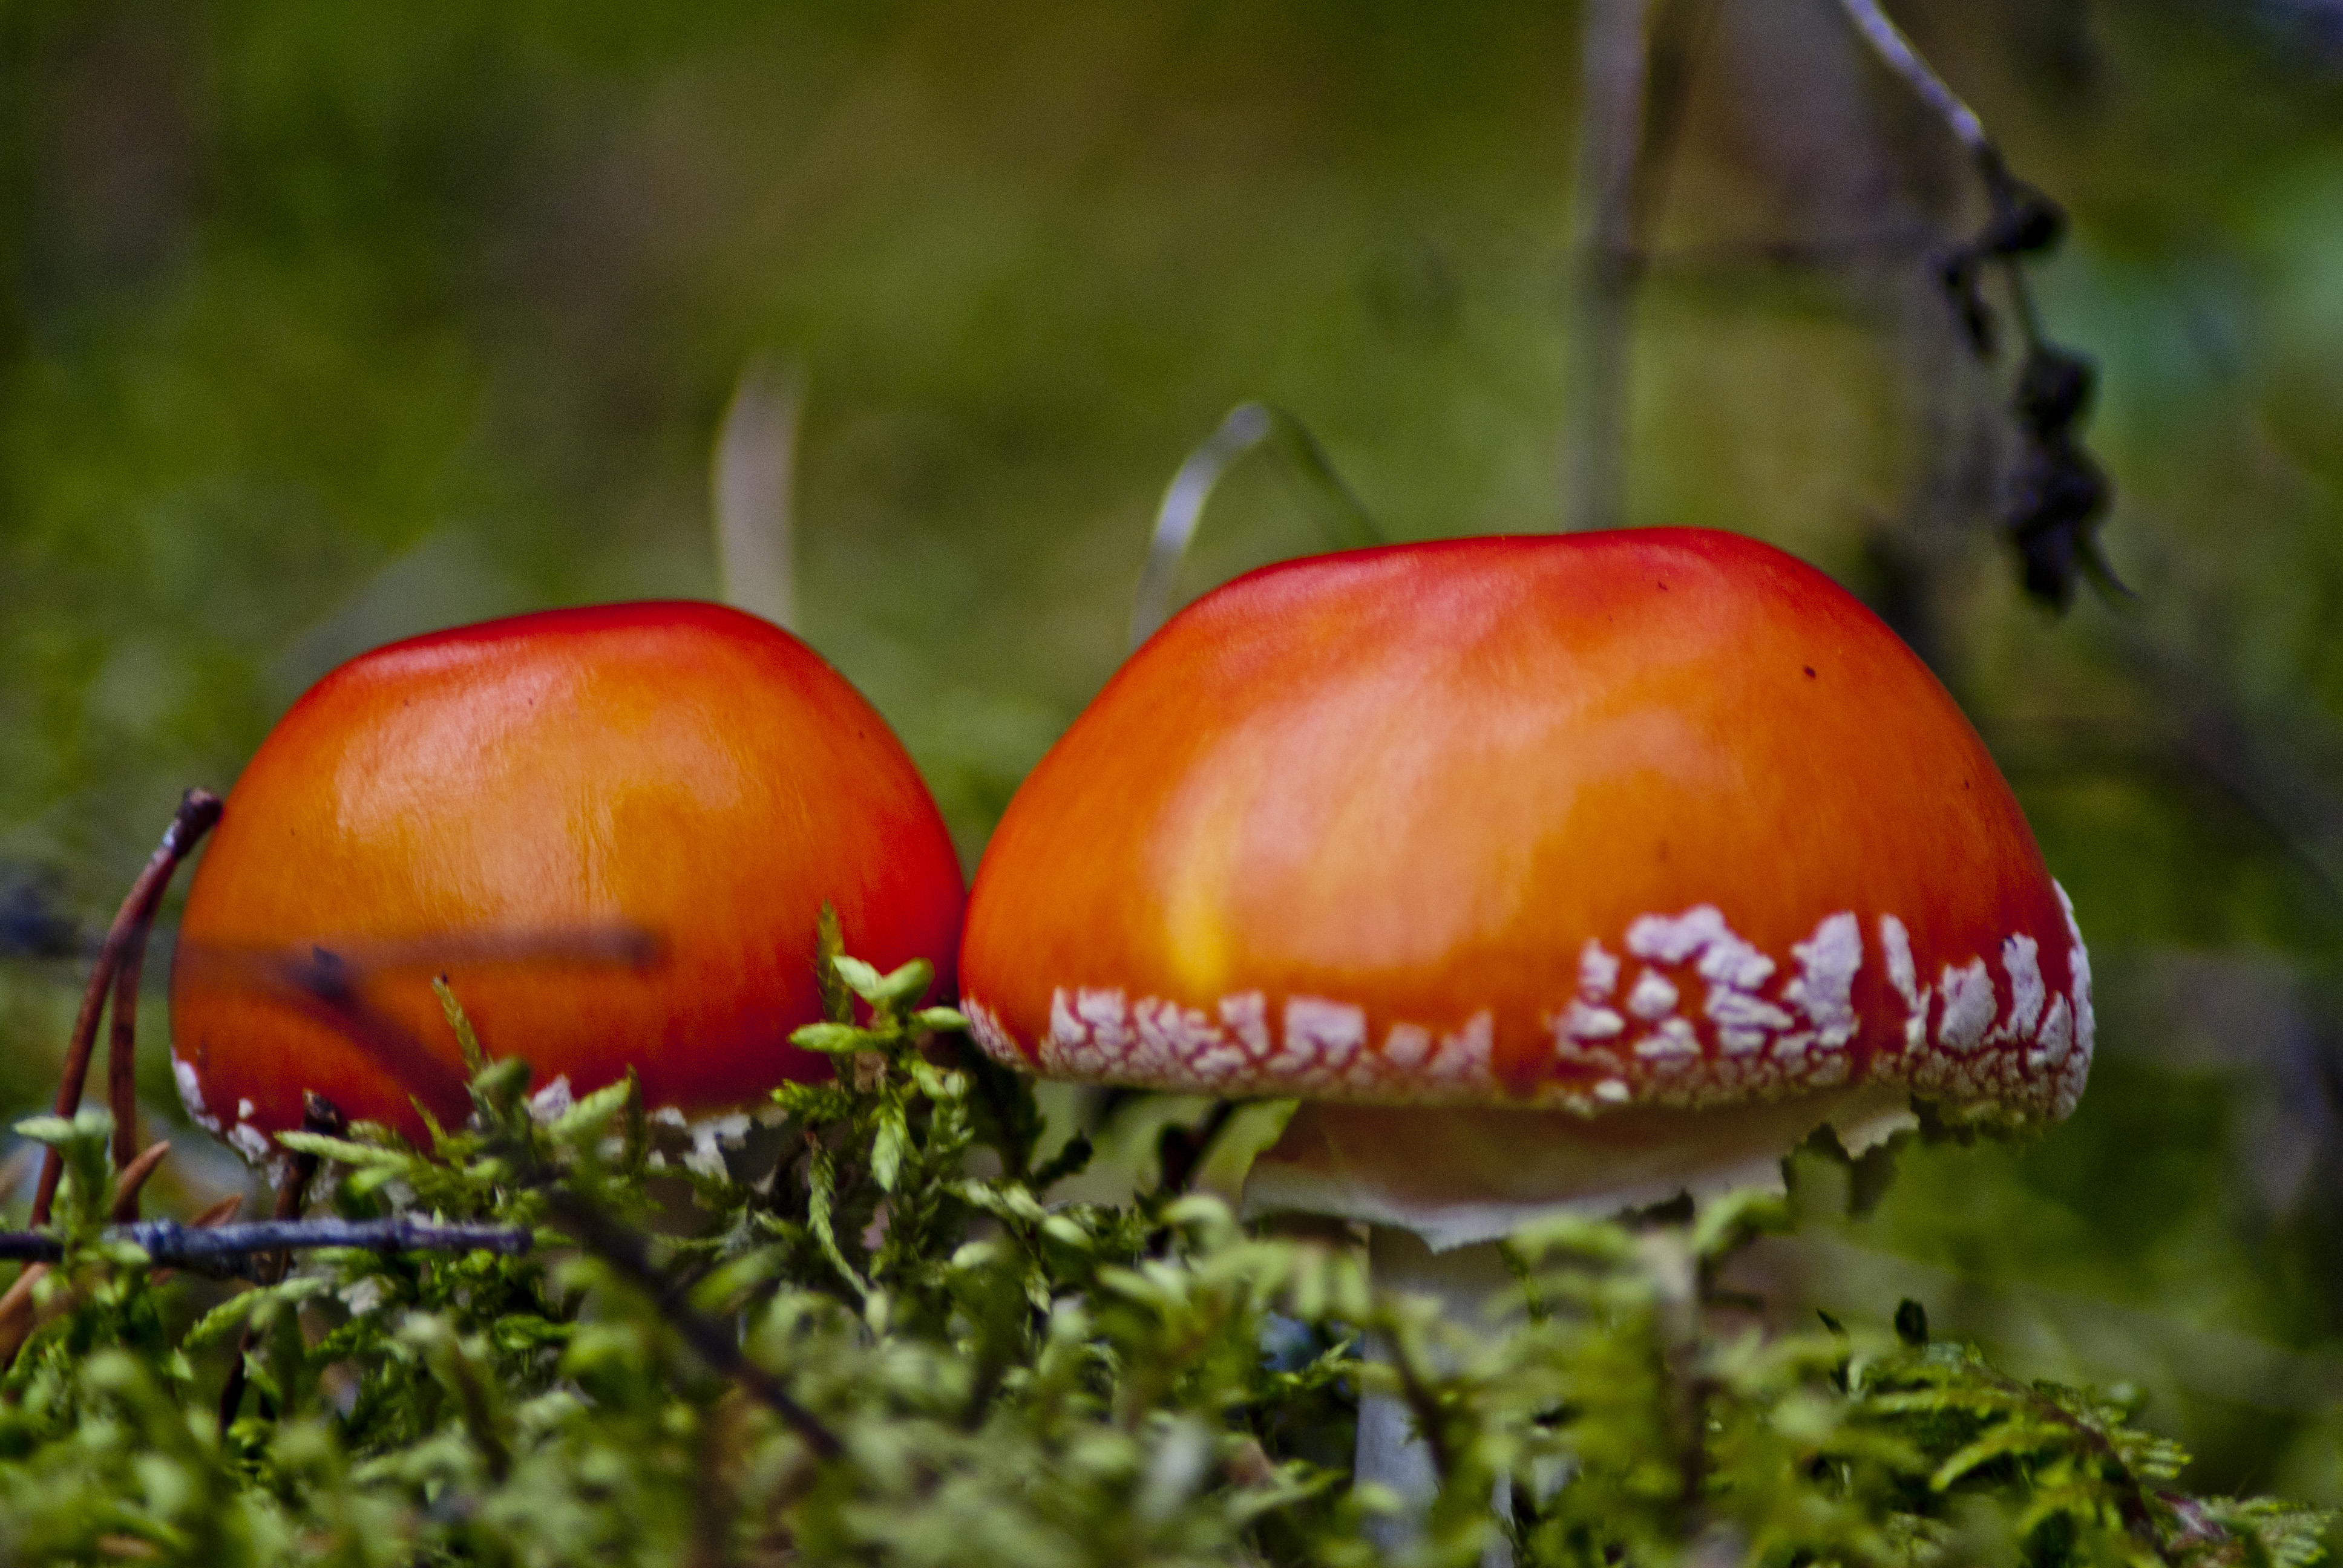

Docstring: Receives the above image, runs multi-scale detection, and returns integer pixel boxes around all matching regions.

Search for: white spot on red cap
[963,998,1019,1067]
[1578,939,1620,999]
[172,1053,222,1136]
[2057,883,2095,1071]
[1634,1018,1700,1059]
[981,884,2091,1126]
[1706,988,1793,1033]
[1878,915,1931,1053]
[1938,959,1996,1054]
[1075,989,1130,1054]
[1627,969,1678,1021]
[1277,996,1365,1083]
[1996,935,2045,1043]
[1784,913,1861,1048]
[1625,905,1727,965]
[1220,992,1272,1059]
[1424,1012,1494,1083]
[1558,1000,1624,1042]
[1135,998,1236,1080]
[2033,994,2074,1068]
[1383,1022,1432,1070]
[1696,930,1775,991]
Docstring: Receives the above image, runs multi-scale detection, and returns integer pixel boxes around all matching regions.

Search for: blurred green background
[3,0,2341,1504]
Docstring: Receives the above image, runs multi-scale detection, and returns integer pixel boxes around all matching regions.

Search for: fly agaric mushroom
[957,529,2091,1514]
[171,601,964,1161]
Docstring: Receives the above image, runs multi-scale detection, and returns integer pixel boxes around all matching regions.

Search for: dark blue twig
[0,1218,532,1267]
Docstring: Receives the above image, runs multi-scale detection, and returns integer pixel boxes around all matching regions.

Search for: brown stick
[107,922,156,1174]
[108,1142,174,1224]
[31,789,223,1227]
[1155,1100,1237,1197]
[220,1094,344,1429]
[540,1184,842,1460]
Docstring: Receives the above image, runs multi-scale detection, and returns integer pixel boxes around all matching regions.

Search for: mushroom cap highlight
[171,601,965,1156]
[959,530,2091,1129]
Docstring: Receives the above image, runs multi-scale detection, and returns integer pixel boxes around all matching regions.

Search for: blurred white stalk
[712,356,804,632]
[1561,0,1651,534]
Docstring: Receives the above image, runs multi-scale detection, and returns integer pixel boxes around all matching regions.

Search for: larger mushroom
[957,529,2091,1510]
[171,601,965,1159]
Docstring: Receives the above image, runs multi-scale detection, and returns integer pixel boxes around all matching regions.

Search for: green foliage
[0,957,2327,1567]
[4,0,2342,1503]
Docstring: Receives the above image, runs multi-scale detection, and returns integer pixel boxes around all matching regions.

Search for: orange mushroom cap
[170,601,964,1158]
[960,530,2091,1132]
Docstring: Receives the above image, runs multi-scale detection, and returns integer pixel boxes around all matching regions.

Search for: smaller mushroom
[171,601,965,1164]
[958,529,2092,1529]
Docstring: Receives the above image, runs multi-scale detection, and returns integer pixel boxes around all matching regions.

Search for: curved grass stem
[31,789,222,1227]
[1130,402,1380,648]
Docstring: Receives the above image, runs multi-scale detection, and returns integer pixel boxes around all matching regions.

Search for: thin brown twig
[540,1185,842,1461]
[106,916,156,1174]
[108,1142,174,1224]
[1154,1101,1237,1197]
[31,789,222,1227]
[1832,0,2049,344]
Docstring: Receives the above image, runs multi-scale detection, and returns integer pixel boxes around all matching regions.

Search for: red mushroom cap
[959,530,2090,1130]
[171,601,964,1157]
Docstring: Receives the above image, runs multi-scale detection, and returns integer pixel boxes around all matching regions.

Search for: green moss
[0,946,2326,1567]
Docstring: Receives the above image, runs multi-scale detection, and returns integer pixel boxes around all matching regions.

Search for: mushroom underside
[1248,1083,1921,1564]
[1241,1082,1918,1251]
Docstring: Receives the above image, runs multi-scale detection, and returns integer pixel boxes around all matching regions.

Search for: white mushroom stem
[1245,1087,1917,1252]
[1358,1226,1521,1567]
[1244,1087,1920,1557]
